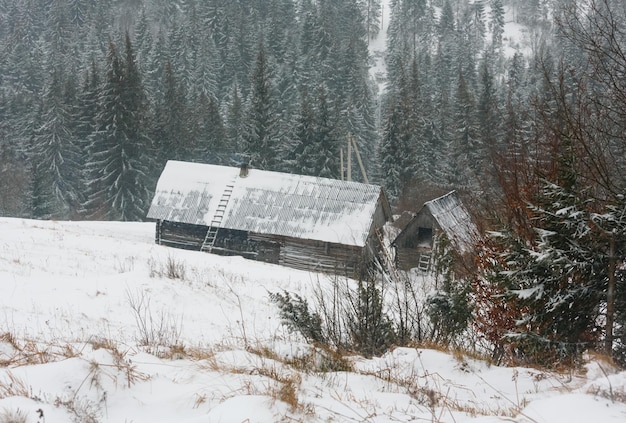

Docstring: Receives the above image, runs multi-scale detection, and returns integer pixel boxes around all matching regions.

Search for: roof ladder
[418,251,432,272]
[201,183,235,253]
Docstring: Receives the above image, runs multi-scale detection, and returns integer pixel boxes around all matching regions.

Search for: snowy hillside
[1,218,625,422]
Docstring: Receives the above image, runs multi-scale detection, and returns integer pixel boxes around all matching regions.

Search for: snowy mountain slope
[1,218,626,422]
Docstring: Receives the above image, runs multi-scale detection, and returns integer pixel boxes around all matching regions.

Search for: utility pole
[340,148,344,181]
[347,135,352,182]
[350,133,369,184]
[342,133,369,184]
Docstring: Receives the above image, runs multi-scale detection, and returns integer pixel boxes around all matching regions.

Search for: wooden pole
[340,148,344,181]
[347,135,352,182]
[351,134,369,184]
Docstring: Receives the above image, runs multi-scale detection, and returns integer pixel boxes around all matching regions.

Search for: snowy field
[1,218,625,423]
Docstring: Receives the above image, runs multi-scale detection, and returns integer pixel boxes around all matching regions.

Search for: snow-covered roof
[147,161,390,247]
[424,191,479,252]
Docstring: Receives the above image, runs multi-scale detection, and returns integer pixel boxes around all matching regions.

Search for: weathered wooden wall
[156,218,383,276]
[282,239,364,275]
[393,209,440,271]
[156,220,206,250]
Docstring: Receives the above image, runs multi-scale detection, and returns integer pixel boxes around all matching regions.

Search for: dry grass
[0,371,104,423]
[0,331,18,348]
[163,343,187,360]
[269,373,302,411]
[87,337,150,389]
[114,255,135,273]
[0,330,83,367]
[0,372,31,399]
[89,337,127,363]
[89,336,118,352]
[148,255,186,280]
[356,351,533,422]
[413,340,494,366]
[53,395,101,423]
[193,392,207,408]
[584,351,626,404]
[186,346,217,362]
[0,407,28,423]
[126,288,184,354]
[0,332,19,367]
[194,343,306,412]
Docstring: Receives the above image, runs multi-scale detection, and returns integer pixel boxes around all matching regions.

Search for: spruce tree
[84,35,151,221]
[225,82,244,157]
[152,61,190,167]
[298,84,339,179]
[193,92,227,164]
[347,278,395,358]
[378,61,417,202]
[30,67,81,219]
[432,0,458,188]
[477,58,501,181]
[242,40,280,170]
[489,0,505,50]
[74,61,100,207]
[293,88,317,175]
[451,69,479,188]
[68,0,89,28]
[363,0,382,41]
[378,102,405,202]
[491,180,606,365]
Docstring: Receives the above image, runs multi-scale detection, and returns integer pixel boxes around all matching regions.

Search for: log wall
[156,220,377,276]
[157,220,206,250]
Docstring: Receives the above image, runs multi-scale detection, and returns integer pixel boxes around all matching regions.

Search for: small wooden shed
[393,191,478,271]
[146,161,393,275]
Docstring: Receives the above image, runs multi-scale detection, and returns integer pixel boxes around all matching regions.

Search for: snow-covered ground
[1,217,625,423]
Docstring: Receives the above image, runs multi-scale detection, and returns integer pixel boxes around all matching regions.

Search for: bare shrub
[114,256,135,273]
[54,395,101,423]
[126,289,183,354]
[148,255,186,280]
[314,346,353,373]
[272,273,395,358]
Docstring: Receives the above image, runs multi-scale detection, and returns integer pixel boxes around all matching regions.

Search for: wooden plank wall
[281,239,363,275]
[158,220,207,250]
[250,233,365,275]
[157,221,373,276]
[396,248,421,271]
[247,233,280,264]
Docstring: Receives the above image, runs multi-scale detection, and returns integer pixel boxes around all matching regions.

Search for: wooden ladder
[201,184,234,253]
[418,251,432,272]
[375,228,399,281]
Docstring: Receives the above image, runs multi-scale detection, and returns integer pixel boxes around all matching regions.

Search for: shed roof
[147,161,391,247]
[423,191,478,252]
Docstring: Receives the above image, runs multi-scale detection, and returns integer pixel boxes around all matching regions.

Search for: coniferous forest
[1,1,625,366]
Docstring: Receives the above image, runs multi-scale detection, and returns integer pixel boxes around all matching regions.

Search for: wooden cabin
[393,191,478,271]
[146,161,393,275]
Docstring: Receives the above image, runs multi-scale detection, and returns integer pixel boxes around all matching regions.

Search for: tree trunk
[606,231,616,355]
